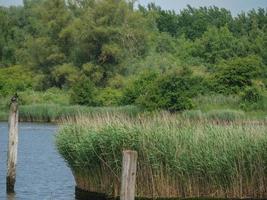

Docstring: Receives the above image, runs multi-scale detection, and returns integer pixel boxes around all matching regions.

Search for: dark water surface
[0,122,75,200]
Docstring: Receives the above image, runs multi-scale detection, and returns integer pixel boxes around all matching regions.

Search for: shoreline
[75,187,266,200]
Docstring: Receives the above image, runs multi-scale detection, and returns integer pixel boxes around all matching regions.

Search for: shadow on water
[6,193,15,200]
[75,188,264,200]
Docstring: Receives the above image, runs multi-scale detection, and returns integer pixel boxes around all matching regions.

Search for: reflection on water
[7,193,15,200]
[0,122,75,200]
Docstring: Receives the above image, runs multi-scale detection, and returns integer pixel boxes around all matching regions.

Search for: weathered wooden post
[6,94,19,193]
[120,150,138,200]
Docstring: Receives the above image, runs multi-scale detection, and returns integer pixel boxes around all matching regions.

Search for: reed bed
[181,109,246,122]
[56,113,267,199]
[19,104,141,122]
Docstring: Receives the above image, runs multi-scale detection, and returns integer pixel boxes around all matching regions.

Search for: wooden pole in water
[120,150,138,200]
[6,94,19,193]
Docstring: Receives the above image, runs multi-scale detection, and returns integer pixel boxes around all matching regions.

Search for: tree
[193,26,240,63]
[64,0,151,84]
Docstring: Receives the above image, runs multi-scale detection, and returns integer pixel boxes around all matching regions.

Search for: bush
[96,88,123,106]
[121,70,159,105]
[137,68,202,112]
[0,65,41,96]
[241,86,263,103]
[70,76,98,106]
[240,86,267,111]
[213,56,262,94]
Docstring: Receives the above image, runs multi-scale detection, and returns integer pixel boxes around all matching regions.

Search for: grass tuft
[205,109,245,121]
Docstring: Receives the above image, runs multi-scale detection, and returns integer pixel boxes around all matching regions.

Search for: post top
[11,93,19,103]
[123,150,138,155]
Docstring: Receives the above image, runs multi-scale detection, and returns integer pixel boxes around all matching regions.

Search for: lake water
[0,122,75,200]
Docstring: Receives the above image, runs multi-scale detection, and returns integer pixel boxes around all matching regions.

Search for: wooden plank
[120,150,138,200]
[6,95,19,193]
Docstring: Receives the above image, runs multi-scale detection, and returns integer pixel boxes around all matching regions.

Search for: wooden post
[120,150,138,200]
[6,95,19,193]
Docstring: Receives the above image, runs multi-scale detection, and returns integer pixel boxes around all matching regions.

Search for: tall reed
[56,113,267,199]
[19,104,141,122]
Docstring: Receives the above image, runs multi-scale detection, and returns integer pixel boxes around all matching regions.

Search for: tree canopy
[0,0,266,111]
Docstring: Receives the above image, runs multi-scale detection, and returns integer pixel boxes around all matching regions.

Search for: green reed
[56,113,267,199]
[19,104,141,122]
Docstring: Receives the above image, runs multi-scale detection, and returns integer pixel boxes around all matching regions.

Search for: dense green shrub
[137,68,203,111]
[96,88,123,106]
[213,56,262,94]
[240,86,267,111]
[0,65,41,95]
[241,86,263,103]
[70,76,98,106]
[121,70,159,105]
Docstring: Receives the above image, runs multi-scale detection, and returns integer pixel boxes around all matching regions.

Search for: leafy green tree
[19,37,66,73]
[193,26,240,64]
[64,0,151,85]
[176,6,233,40]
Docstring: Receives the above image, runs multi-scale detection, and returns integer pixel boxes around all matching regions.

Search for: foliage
[193,26,240,64]
[19,88,70,105]
[121,70,159,105]
[96,87,122,106]
[51,63,79,89]
[0,1,266,110]
[0,65,41,95]
[213,56,263,94]
[70,76,98,106]
[137,68,204,111]
[241,86,263,103]
[240,86,267,111]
